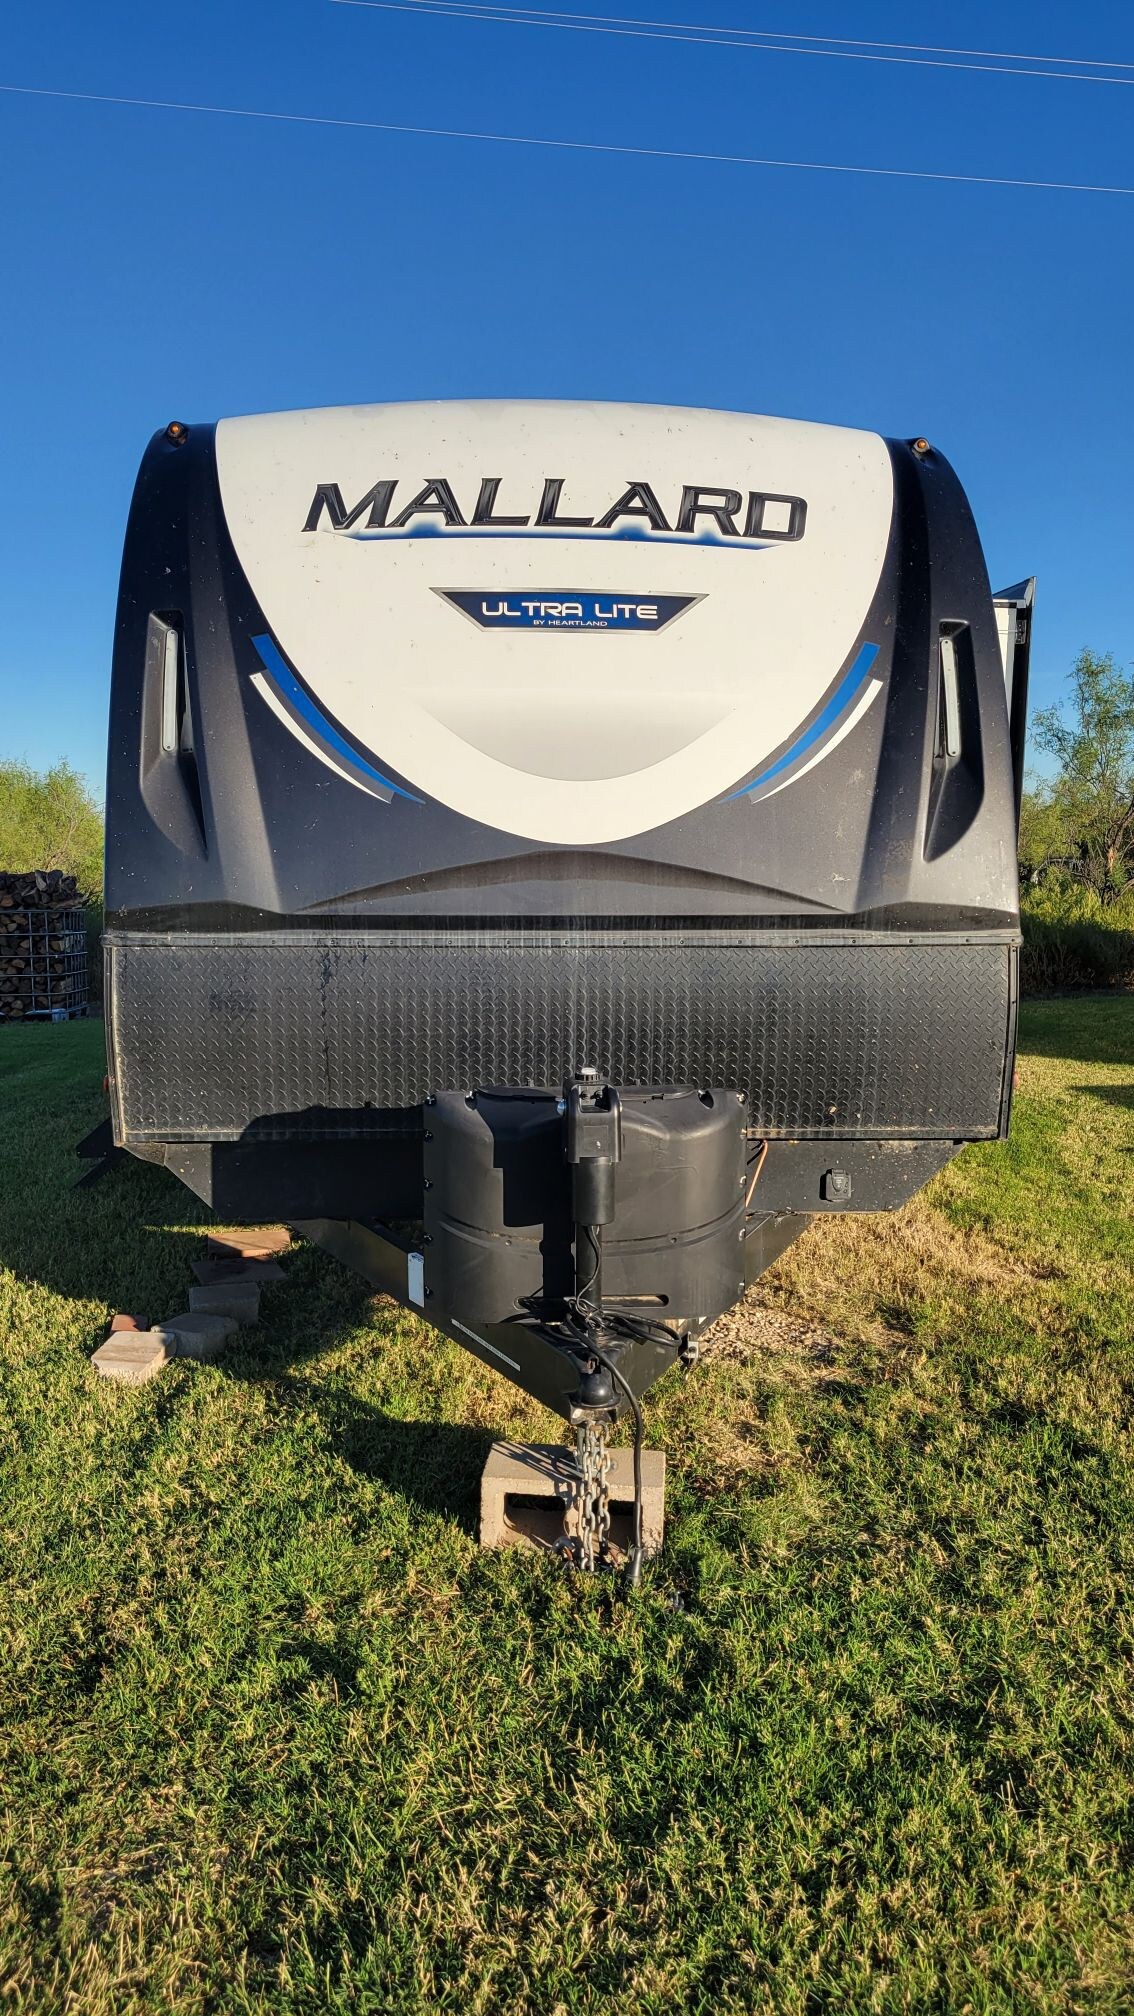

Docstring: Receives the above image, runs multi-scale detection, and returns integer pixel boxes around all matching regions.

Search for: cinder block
[191,1257,286,1286]
[208,1226,292,1260]
[189,1281,261,1323]
[109,1311,150,1334]
[92,1332,171,1384]
[155,1310,238,1362]
[479,1441,666,1562]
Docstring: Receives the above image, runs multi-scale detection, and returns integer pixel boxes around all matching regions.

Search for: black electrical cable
[573,1222,602,1323]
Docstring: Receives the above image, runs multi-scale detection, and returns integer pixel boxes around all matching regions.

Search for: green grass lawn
[1,1001,1132,2014]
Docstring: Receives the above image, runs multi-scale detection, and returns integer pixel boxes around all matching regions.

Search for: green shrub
[0,759,103,898]
[1020,886,1134,993]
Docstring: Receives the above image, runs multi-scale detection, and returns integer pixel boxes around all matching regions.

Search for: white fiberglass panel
[215,399,893,844]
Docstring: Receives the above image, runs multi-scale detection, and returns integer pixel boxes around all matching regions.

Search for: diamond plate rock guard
[106,930,1015,1145]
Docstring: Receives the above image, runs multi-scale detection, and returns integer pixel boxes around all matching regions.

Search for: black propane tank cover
[423,1090,575,1326]
[423,1085,748,1331]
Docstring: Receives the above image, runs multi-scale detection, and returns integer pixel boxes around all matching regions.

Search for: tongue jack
[564,1071,645,1584]
[566,1066,622,1337]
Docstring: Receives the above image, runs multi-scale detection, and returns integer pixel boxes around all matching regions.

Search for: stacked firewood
[0,871,88,1021]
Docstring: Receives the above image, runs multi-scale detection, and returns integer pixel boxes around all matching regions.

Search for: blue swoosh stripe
[251,634,421,802]
[726,641,881,800]
[346,524,769,551]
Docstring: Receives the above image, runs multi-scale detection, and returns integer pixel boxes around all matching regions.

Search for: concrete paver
[92,1332,172,1384]
[155,1311,239,1362]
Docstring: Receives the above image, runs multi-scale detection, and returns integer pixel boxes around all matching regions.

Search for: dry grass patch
[764,1199,1051,1344]
[699,1293,843,1382]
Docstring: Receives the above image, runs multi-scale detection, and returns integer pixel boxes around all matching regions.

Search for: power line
[393,0,1134,70]
[331,0,1134,86]
[3,81,1133,195]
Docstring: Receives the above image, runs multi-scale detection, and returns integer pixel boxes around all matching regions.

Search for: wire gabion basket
[0,894,89,1022]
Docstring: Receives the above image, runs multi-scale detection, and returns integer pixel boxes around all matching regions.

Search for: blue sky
[1,0,1132,794]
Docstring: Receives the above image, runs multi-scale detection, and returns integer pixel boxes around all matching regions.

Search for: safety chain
[573,1418,613,1572]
